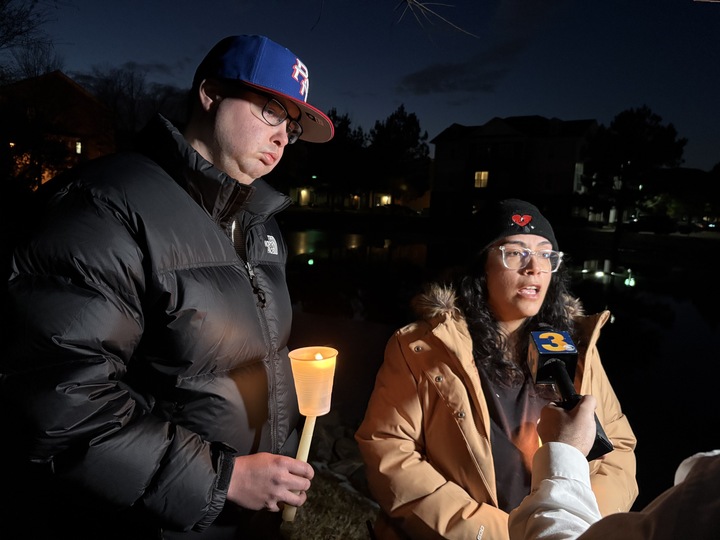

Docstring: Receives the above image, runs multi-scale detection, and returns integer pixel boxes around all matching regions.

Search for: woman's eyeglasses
[496,245,564,273]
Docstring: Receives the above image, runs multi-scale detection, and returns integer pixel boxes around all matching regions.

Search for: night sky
[42,0,720,170]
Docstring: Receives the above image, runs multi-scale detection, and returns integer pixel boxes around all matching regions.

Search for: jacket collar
[137,114,291,228]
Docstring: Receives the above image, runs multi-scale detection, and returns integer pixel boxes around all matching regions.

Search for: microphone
[528,329,614,461]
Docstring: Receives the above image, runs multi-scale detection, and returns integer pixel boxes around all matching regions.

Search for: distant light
[624,268,636,287]
[307,258,314,266]
[594,271,604,278]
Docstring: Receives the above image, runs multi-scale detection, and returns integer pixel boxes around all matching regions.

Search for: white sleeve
[673,449,720,485]
[509,442,603,540]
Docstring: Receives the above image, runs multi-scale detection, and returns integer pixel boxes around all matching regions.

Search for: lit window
[474,171,489,188]
[75,141,82,154]
[573,163,584,193]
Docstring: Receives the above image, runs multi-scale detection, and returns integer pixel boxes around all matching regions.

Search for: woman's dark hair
[455,249,575,385]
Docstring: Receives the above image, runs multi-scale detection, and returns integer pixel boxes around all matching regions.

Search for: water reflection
[286,230,639,295]
[287,231,385,261]
[286,230,427,275]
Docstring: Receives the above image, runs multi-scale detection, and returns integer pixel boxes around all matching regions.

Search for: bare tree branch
[0,0,55,51]
[394,0,479,38]
[11,40,63,77]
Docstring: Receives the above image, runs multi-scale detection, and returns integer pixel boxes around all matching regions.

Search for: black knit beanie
[474,198,558,252]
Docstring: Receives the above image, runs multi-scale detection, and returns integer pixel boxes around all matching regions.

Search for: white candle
[282,346,338,523]
[289,346,337,417]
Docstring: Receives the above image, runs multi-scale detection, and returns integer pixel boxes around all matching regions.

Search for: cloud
[116,56,196,88]
[396,0,570,97]
[396,37,525,95]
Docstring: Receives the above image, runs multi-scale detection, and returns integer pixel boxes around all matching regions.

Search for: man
[0,34,334,539]
[509,396,720,540]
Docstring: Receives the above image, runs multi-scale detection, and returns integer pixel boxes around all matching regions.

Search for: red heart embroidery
[512,214,532,227]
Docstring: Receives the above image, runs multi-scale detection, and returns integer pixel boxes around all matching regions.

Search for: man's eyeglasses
[496,245,564,273]
[252,94,303,144]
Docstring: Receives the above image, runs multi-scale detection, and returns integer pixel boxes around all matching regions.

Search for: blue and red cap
[193,35,334,143]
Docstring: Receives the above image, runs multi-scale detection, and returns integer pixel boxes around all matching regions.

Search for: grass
[278,417,380,540]
[279,464,379,540]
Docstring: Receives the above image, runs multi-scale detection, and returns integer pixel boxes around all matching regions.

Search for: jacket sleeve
[2,189,232,532]
[512,451,720,540]
[583,348,638,516]
[509,442,602,540]
[355,334,509,540]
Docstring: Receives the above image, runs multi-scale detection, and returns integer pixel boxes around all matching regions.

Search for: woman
[355,199,638,540]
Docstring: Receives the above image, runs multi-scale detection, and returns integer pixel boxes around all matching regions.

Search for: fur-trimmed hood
[410,282,585,321]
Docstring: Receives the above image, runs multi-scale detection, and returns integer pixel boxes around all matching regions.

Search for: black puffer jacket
[0,115,298,538]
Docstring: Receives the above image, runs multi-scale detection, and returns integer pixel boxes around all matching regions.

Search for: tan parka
[355,287,638,540]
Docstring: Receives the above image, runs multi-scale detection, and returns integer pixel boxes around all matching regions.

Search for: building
[0,70,115,188]
[430,115,598,221]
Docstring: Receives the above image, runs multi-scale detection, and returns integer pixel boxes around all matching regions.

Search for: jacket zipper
[232,215,282,453]
[244,256,278,452]
[245,260,267,308]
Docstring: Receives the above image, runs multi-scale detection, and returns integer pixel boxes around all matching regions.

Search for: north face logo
[264,235,278,255]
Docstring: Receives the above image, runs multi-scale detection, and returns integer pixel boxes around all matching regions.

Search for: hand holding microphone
[537,395,600,458]
[528,329,614,461]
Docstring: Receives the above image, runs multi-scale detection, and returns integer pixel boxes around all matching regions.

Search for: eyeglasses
[252,95,303,144]
[496,245,564,273]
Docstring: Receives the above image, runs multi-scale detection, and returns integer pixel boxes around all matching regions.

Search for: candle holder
[282,346,338,522]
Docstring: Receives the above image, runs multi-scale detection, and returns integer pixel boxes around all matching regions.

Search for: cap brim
[245,81,334,143]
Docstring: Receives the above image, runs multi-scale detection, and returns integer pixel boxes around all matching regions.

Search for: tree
[74,66,150,148]
[650,168,717,223]
[0,0,57,82]
[581,105,687,222]
[367,104,431,204]
[309,108,368,198]
[11,39,63,78]
[265,108,370,209]
[580,106,690,272]
[74,67,190,150]
[144,82,189,128]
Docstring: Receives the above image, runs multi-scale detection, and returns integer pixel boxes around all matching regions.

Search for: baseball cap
[474,198,558,252]
[193,35,334,143]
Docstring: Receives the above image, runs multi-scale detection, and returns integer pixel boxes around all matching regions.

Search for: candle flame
[314,353,324,360]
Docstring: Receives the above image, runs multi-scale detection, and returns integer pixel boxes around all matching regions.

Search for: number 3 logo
[538,331,575,352]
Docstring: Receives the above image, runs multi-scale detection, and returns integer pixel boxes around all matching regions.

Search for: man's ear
[198,79,222,111]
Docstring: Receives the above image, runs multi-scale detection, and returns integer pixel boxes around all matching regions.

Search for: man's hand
[538,395,598,457]
[225,452,314,511]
